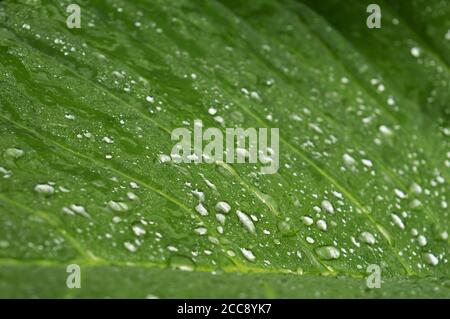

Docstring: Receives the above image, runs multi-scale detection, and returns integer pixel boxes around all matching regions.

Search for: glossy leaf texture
[0,0,449,298]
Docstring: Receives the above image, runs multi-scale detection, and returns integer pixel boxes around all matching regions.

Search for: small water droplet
[194,227,207,235]
[195,203,208,216]
[240,248,256,262]
[236,210,256,234]
[359,232,376,245]
[124,241,137,252]
[391,213,405,230]
[417,235,427,247]
[216,213,226,225]
[321,200,334,214]
[108,200,129,212]
[215,201,231,214]
[315,246,340,260]
[132,224,146,237]
[423,253,438,266]
[4,148,24,160]
[302,216,313,226]
[316,219,327,231]
[410,47,421,57]
[34,183,54,195]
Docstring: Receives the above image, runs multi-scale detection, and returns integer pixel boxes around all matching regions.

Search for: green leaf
[0,0,448,298]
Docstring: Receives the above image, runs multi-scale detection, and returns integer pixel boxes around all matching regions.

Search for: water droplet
[316,219,327,231]
[168,255,195,271]
[391,213,405,229]
[321,200,334,214]
[158,154,171,163]
[417,235,427,247]
[34,183,54,195]
[4,148,24,159]
[227,250,236,257]
[132,224,146,237]
[191,190,205,202]
[302,216,313,226]
[315,246,340,260]
[410,47,421,57]
[236,210,256,234]
[194,227,207,235]
[359,232,376,245]
[423,253,438,266]
[410,183,422,194]
[108,200,129,212]
[208,107,217,115]
[394,188,407,199]
[102,136,114,144]
[130,182,139,189]
[215,201,231,214]
[68,204,91,218]
[195,203,208,216]
[127,192,138,201]
[379,125,393,137]
[240,248,256,262]
[216,213,226,225]
[361,159,373,168]
[124,241,137,252]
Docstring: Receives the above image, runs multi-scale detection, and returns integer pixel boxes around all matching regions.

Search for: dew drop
[343,153,356,167]
[391,214,405,230]
[236,210,256,234]
[315,246,340,260]
[194,227,207,235]
[195,203,208,216]
[69,204,91,218]
[417,235,427,247]
[132,224,146,237]
[108,200,129,212]
[215,201,231,214]
[423,253,438,266]
[410,47,421,57]
[302,216,314,226]
[379,125,393,137]
[4,148,24,159]
[34,183,54,195]
[240,248,256,262]
[410,183,422,194]
[316,219,327,231]
[321,200,334,214]
[215,213,226,225]
[394,188,407,199]
[158,154,171,163]
[124,241,137,252]
[359,231,376,245]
